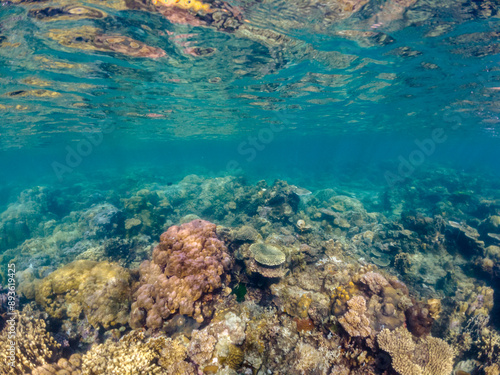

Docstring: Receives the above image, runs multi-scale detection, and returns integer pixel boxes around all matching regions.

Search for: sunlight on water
[1,1,500,374]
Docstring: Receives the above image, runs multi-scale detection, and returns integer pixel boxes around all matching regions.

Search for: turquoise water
[1,0,500,374]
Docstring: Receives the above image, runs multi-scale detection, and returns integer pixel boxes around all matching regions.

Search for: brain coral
[34,260,133,329]
[130,219,232,328]
[377,326,454,375]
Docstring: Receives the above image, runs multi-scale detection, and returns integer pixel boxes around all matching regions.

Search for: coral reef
[80,203,124,239]
[130,219,232,328]
[2,171,500,373]
[0,186,60,251]
[359,271,390,294]
[250,242,286,266]
[451,313,500,372]
[121,188,173,237]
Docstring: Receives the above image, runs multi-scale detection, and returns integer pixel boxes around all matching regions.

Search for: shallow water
[1,0,500,374]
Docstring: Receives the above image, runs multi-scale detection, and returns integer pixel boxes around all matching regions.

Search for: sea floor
[0,164,499,375]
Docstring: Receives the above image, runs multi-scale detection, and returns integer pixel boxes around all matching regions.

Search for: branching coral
[0,312,61,374]
[294,342,340,374]
[34,260,133,328]
[130,219,232,328]
[477,326,500,366]
[378,326,454,375]
[81,330,191,375]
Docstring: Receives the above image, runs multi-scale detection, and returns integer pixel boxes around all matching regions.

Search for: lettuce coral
[130,219,232,328]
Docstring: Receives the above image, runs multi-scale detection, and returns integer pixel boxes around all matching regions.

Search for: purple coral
[130,219,232,329]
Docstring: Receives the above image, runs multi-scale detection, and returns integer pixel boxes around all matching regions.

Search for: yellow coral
[297,294,313,319]
[0,312,61,374]
[32,354,82,374]
[34,260,133,328]
[331,282,358,315]
[224,344,244,370]
[484,364,500,375]
[425,299,441,319]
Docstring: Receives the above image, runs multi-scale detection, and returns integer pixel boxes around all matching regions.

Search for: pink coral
[130,220,232,329]
[359,272,389,295]
[339,296,372,338]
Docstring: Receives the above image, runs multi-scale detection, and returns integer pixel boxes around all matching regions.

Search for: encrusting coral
[33,260,133,329]
[359,271,389,294]
[0,311,61,374]
[187,310,247,369]
[377,325,454,375]
[130,219,232,328]
[356,272,410,333]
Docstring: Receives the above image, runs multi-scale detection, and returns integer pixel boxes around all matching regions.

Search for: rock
[85,203,124,238]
